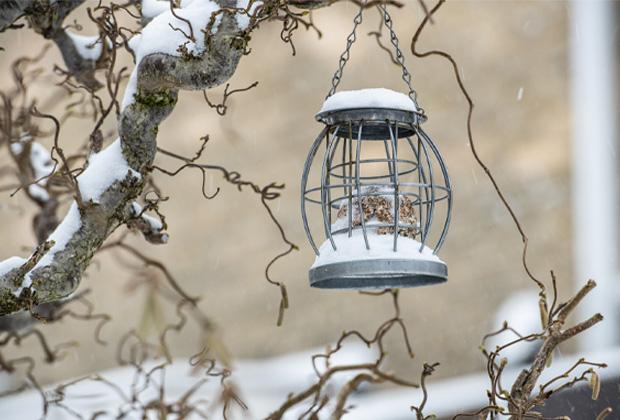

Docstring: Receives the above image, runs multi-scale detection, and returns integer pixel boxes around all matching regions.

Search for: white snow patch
[19,201,82,292]
[29,142,55,181]
[141,0,170,20]
[131,202,164,231]
[1,345,617,419]
[9,142,23,155]
[13,141,55,202]
[0,343,379,419]
[320,88,418,114]
[121,69,139,111]
[131,202,143,217]
[28,184,50,202]
[66,31,105,61]
[0,257,26,277]
[144,214,163,231]
[9,132,33,155]
[77,139,140,203]
[235,0,263,29]
[312,231,441,268]
[8,138,54,202]
[122,0,222,110]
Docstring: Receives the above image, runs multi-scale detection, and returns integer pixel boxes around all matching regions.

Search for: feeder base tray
[309,258,447,289]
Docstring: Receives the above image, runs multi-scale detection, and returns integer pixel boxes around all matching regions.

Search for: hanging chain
[324,3,423,114]
[378,4,421,112]
[326,6,364,99]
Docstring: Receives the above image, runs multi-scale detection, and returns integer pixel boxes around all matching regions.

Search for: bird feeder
[300,6,452,290]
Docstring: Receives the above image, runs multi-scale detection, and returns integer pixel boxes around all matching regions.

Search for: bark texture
[2,0,104,90]
[0,0,249,318]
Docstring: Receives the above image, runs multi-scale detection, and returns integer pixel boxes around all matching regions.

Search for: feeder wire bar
[355,122,371,250]
[389,122,400,252]
[322,127,341,250]
[302,126,329,255]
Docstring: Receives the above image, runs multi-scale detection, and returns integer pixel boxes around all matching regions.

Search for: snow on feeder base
[301,89,452,290]
[310,233,448,289]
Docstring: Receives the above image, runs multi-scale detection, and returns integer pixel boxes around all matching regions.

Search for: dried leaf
[545,352,553,368]
[137,287,165,340]
[589,370,601,400]
[596,408,612,420]
[539,296,549,329]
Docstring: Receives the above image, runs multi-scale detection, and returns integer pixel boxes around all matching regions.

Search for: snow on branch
[128,202,169,244]
[10,135,55,204]
[0,0,262,317]
[77,139,140,203]
[141,0,170,22]
[65,31,109,62]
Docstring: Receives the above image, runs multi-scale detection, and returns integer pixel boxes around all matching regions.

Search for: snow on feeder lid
[319,88,419,113]
[300,4,452,290]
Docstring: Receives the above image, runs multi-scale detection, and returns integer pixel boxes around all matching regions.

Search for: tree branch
[3,0,108,90]
[0,0,35,31]
[508,280,604,416]
[0,4,249,318]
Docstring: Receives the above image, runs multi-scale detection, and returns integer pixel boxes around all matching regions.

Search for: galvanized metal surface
[315,108,426,139]
[309,258,448,289]
[304,3,452,290]
[301,107,453,289]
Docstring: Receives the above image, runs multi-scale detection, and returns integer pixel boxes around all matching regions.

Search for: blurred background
[0,0,618,417]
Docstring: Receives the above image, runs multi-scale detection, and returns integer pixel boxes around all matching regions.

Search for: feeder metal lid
[315,88,427,129]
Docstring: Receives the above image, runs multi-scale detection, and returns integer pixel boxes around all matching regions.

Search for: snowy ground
[1,344,617,419]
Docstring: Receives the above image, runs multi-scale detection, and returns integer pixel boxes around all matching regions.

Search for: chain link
[378,4,421,112]
[325,3,422,114]
[326,7,364,99]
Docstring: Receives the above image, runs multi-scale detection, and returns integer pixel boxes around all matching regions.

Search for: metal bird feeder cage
[301,5,452,290]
